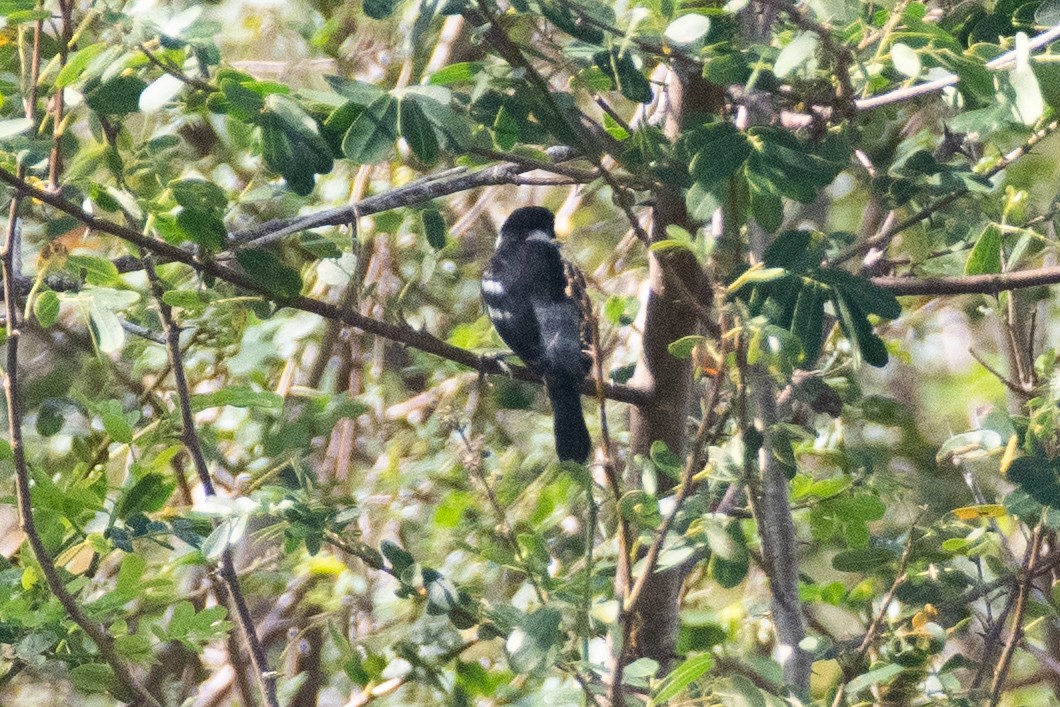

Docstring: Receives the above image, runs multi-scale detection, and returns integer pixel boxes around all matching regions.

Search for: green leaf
[69,663,116,694]
[493,105,520,150]
[833,291,889,367]
[324,75,386,106]
[0,118,33,139]
[139,73,185,112]
[815,268,901,319]
[594,48,652,103]
[55,42,107,88]
[790,284,825,363]
[236,248,303,299]
[1008,457,1060,507]
[506,608,562,674]
[399,97,439,164]
[831,547,897,573]
[649,653,714,705]
[190,387,284,411]
[539,0,607,44]
[220,78,265,121]
[260,94,334,195]
[114,633,154,664]
[688,123,751,189]
[33,289,59,328]
[342,95,398,164]
[67,255,121,286]
[775,32,817,77]
[101,401,134,444]
[664,14,710,48]
[428,62,485,86]
[363,0,401,19]
[176,207,227,252]
[116,473,175,519]
[1010,33,1044,126]
[1032,58,1060,114]
[380,540,414,573]
[668,335,707,359]
[964,225,1002,275]
[890,43,921,78]
[89,304,125,354]
[85,75,148,115]
[844,663,904,695]
[421,209,447,249]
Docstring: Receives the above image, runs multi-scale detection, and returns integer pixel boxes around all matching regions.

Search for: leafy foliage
[0,0,1056,704]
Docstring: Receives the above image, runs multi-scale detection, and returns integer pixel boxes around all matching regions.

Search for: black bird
[482,207,592,462]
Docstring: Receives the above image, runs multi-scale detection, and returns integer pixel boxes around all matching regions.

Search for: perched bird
[482,206,592,462]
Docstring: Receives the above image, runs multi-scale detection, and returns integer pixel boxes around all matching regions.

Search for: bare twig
[855,24,1060,111]
[144,257,279,707]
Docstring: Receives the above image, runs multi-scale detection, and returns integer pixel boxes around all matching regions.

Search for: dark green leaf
[116,473,175,519]
[399,97,439,164]
[85,76,148,115]
[343,95,398,164]
[422,209,447,249]
[649,653,714,705]
[1008,457,1060,507]
[236,248,303,299]
[965,225,1002,275]
[790,284,825,363]
[363,0,401,19]
[506,608,562,674]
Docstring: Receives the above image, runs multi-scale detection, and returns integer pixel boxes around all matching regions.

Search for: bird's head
[498,206,556,247]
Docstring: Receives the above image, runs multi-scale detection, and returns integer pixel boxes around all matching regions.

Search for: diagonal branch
[0,22,161,707]
[144,257,279,707]
[0,165,650,407]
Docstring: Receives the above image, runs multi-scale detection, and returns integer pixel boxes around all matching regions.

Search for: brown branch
[0,24,162,707]
[855,24,1060,111]
[0,165,650,407]
[872,265,1060,296]
[144,257,279,707]
[988,520,1045,705]
[833,120,1060,267]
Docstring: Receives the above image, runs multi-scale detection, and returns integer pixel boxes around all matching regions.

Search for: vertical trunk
[623,61,720,670]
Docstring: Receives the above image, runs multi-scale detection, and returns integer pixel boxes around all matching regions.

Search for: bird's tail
[545,375,591,462]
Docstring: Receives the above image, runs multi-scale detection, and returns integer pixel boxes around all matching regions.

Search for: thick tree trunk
[623,62,720,671]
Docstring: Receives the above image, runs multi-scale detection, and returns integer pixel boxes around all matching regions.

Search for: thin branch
[0,166,650,407]
[872,264,1060,296]
[832,120,1060,267]
[140,43,215,92]
[988,519,1045,705]
[144,257,279,707]
[0,24,161,707]
[223,145,583,250]
[968,348,1032,398]
[855,24,1060,111]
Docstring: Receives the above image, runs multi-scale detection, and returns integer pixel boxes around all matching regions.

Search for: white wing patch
[487,306,512,322]
[482,279,505,296]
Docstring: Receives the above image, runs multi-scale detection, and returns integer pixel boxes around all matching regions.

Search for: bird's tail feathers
[545,375,591,463]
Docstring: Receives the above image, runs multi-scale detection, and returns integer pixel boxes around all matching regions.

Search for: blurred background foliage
[0,0,1057,704]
